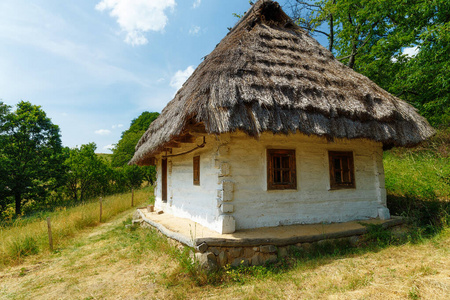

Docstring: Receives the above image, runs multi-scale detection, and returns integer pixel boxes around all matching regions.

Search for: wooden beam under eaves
[186,123,207,135]
[165,141,181,148]
[174,134,196,143]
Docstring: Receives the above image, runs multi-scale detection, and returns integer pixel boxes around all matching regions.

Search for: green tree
[0,103,9,213]
[122,165,144,190]
[111,111,159,186]
[287,0,449,126]
[0,101,65,215]
[111,111,159,167]
[0,153,9,214]
[64,143,112,202]
[142,166,157,186]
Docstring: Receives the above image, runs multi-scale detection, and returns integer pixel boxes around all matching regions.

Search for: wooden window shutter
[193,156,200,185]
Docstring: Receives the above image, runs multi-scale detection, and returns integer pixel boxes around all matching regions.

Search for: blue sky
[0,0,327,153]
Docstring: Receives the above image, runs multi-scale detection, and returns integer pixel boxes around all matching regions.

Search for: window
[267,149,297,190]
[328,151,355,189]
[193,156,200,185]
[162,158,167,202]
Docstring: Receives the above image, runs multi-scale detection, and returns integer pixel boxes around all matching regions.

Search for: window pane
[335,171,342,183]
[282,170,290,183]
[274,156,280,169]
[274,170,281,183]
[342,157,349,171]
[334,158,341,170]
[343,170,350,183]
[282,156,290,168]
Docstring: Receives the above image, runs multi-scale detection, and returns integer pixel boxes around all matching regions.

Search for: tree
[111,111,159,167]
[286,0,449,126]
[111,111,159,186]
[64,143,112,202]
[0,103,10,213]
[387,16,450,126]
[122,165,144,190]
[142,166,157,186]
[0,101,65,215]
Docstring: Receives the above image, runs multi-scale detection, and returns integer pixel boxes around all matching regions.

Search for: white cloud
[193,0,201,8]
[403,46,419,58]
[95,0,176,46]
[170,66,195,90]
[189,25,201,36]
[112,124,124,129]
[95,129,111,135]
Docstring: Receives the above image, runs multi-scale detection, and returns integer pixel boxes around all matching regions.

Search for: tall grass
[384,128,450,235]
[0,187,154,268]
[384,152,449,201]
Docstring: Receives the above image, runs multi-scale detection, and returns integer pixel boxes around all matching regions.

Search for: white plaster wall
[153,131,388,233]
[221,132,387,230]
[154,136,223,233]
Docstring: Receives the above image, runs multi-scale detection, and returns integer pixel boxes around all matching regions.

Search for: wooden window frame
[193,156,200,186]
[267,149,297,190]
[328,151,355,190]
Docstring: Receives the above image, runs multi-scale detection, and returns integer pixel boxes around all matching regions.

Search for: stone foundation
[133,209,403,270]
[192,236,361,269]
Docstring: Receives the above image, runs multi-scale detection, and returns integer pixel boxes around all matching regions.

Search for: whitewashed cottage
[130,0,434,234]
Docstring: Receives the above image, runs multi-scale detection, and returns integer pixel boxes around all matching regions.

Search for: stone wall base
[192,236,362,269]
[134,211,404,270]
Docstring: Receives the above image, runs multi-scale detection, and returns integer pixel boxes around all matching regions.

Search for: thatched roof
[130,0,434,166]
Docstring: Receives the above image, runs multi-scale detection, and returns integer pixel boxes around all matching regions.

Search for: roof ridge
[227,0,295,36]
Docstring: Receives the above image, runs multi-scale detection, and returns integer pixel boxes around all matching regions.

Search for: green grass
[0,187,154,268]
[384,151,449,201]
[384,128,450,234]
[384,128,449,200]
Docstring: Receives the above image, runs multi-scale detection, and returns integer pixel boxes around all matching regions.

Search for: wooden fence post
[99,197,103,223]
[47,217,53,252]
[131,188,134,207]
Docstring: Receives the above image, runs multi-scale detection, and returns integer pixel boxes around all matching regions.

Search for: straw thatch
[130,0,434,166]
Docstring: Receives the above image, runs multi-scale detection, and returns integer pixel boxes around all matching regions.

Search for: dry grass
[0,212,176,300]
[1,211,448,299]
[0,188,152,268]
